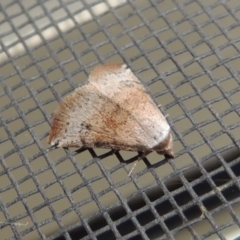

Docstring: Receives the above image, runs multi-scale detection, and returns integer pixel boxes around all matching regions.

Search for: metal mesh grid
[0,0,240,239]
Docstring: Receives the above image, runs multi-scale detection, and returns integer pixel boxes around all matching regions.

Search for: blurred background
[0,0,240,239]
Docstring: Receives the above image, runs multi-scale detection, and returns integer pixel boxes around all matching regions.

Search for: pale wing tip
[122,64,127,69]
[46,140,59,152]
[47,133,59,147]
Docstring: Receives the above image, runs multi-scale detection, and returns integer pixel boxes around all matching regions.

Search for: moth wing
[88,63,171,148]
[48,83,151,152]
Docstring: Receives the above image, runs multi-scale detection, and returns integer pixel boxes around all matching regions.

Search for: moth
[48,63,174,175]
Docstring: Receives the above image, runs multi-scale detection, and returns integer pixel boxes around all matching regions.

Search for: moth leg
[128,151,151,176]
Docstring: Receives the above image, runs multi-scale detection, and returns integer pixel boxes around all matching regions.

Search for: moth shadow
[115,151,169,170]
[72,148,169,170]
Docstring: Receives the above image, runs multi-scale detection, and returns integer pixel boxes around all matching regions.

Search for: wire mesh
[0,0,240,239]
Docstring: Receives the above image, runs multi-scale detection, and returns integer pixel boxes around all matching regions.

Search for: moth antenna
[157,104,161,108]
[164,114,169,118]
[128,151,151,176]
[128,161,139,176]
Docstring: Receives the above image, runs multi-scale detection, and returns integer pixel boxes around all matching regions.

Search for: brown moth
[48,63,174,175]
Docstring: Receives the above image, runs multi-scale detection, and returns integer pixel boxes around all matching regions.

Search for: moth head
[154,133,174,159]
